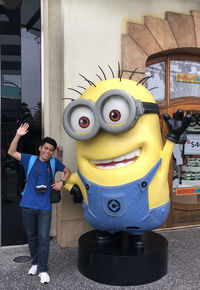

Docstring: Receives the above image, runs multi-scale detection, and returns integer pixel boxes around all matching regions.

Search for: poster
[176,187,200,195]
[184,135,200,155]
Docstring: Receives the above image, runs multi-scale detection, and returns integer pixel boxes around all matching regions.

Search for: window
[146,62,165,101]
[170,60,200,99]
[146,53,200,104]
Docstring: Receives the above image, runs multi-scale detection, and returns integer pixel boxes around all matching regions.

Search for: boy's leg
[37,210,52,273]
[21,207,38,266]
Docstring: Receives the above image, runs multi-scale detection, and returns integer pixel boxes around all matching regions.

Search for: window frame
[146,54,200,108]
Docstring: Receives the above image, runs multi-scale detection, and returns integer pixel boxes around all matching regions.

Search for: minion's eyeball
[101,95,130,126]
[96,89,141,134]
[62,99,100,141]
[70,106,95,133]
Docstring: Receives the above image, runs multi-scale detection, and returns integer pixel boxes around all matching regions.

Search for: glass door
[172,112,200,225]
[1,0,41,246]
[146,54,200,229]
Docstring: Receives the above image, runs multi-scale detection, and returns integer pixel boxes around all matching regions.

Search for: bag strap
[27,155,38,179]
[50,157,55,177]
[21,155,37,196]
[48,157,56,184]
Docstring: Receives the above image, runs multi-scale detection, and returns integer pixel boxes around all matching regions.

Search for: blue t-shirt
[20,154,65,210]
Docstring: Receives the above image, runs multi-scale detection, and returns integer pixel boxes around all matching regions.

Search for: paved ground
[1,227,200,289]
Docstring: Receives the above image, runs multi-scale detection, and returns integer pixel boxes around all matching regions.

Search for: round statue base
[78,230,168,286]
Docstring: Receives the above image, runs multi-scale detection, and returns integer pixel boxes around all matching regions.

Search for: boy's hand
[17,123,29,136]
[52,182,63,191]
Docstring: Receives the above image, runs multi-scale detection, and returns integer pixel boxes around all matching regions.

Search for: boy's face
[39,142,55,161]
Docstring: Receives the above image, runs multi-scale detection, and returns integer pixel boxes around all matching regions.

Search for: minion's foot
[95,231,121,244]
[130,234,144,249]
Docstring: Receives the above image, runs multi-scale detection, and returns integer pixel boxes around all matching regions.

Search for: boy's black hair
[40,137,57,150]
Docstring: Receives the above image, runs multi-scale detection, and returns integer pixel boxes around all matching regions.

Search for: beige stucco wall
[41,0,63,237]
[62,0,200,170]
[42,0,200,247]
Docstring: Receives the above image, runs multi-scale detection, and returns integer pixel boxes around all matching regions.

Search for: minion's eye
[79,116,90,128]
[102,96,130,125]
[109,110,121,122]
[70,106,95,133]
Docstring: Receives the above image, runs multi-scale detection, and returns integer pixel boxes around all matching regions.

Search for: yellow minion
[63,67,191,235]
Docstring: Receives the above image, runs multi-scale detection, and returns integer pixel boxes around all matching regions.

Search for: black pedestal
[78,230,168,286]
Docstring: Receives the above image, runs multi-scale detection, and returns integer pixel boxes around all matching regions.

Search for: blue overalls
[78,159,170,235]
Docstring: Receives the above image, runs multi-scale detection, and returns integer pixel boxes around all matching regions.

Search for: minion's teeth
[92,159,112,165]
[115,163,125,168]
[125,149,140,159]
[125,161,133,166]
[104,165,114,169]
[96,165,105,169]
[114,156,124,162]
[92,149,140,168]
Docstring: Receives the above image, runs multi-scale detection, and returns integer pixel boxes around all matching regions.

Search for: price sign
[184,135,200,155]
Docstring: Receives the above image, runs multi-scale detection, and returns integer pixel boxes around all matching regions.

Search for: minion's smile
[92,149,140,169]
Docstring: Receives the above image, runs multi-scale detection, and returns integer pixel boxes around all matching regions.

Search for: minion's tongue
[97,156,138,167]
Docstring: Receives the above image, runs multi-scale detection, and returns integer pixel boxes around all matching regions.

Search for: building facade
[1,0,200,247]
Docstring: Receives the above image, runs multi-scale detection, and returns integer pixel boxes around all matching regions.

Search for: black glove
[70,184,83,203]
[163,109,192,144]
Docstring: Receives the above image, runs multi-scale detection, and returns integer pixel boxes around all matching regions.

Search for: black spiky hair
[64,63,155,98]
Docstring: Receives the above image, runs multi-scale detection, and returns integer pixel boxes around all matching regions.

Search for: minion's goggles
[63,89,159,141]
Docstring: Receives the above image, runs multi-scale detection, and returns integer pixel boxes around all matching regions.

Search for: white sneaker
[38,272,50,284]
[28,265,38,275]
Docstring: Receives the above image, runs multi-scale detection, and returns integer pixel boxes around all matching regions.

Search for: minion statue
[62,66,191,285]
[63,66,191,239]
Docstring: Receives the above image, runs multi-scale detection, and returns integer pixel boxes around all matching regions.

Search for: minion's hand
[163,109,192,144]
[70,184,83,203]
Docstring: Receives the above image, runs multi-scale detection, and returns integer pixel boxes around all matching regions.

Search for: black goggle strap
[142,102,160,115]
[35,157,48,186]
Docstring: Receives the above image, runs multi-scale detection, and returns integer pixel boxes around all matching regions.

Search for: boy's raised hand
[17,123,29,136]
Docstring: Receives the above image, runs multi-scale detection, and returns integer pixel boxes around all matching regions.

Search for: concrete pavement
[1,227,200,289]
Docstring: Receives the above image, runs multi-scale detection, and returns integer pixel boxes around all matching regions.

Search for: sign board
[176,187,200,195]
[176,73,200,84]
[184,135,200,155]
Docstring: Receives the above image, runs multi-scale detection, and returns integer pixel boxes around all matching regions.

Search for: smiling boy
[8,123,71,284]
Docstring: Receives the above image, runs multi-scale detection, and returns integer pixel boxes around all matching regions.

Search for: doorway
[170,109,200,227]
[1,0,41,246]
[146,53,200,229]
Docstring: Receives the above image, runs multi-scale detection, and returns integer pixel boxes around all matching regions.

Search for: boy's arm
[8,123,29,161]
[61,167,71,184]
[52,167,71,191]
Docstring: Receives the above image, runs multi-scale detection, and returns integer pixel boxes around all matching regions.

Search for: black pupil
[109,110,121,122]
[79,116,90,128]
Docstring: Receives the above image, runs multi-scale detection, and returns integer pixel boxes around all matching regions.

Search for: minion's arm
[64,172,88,204]
[163,109,191,143]
[160,140,175,178]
